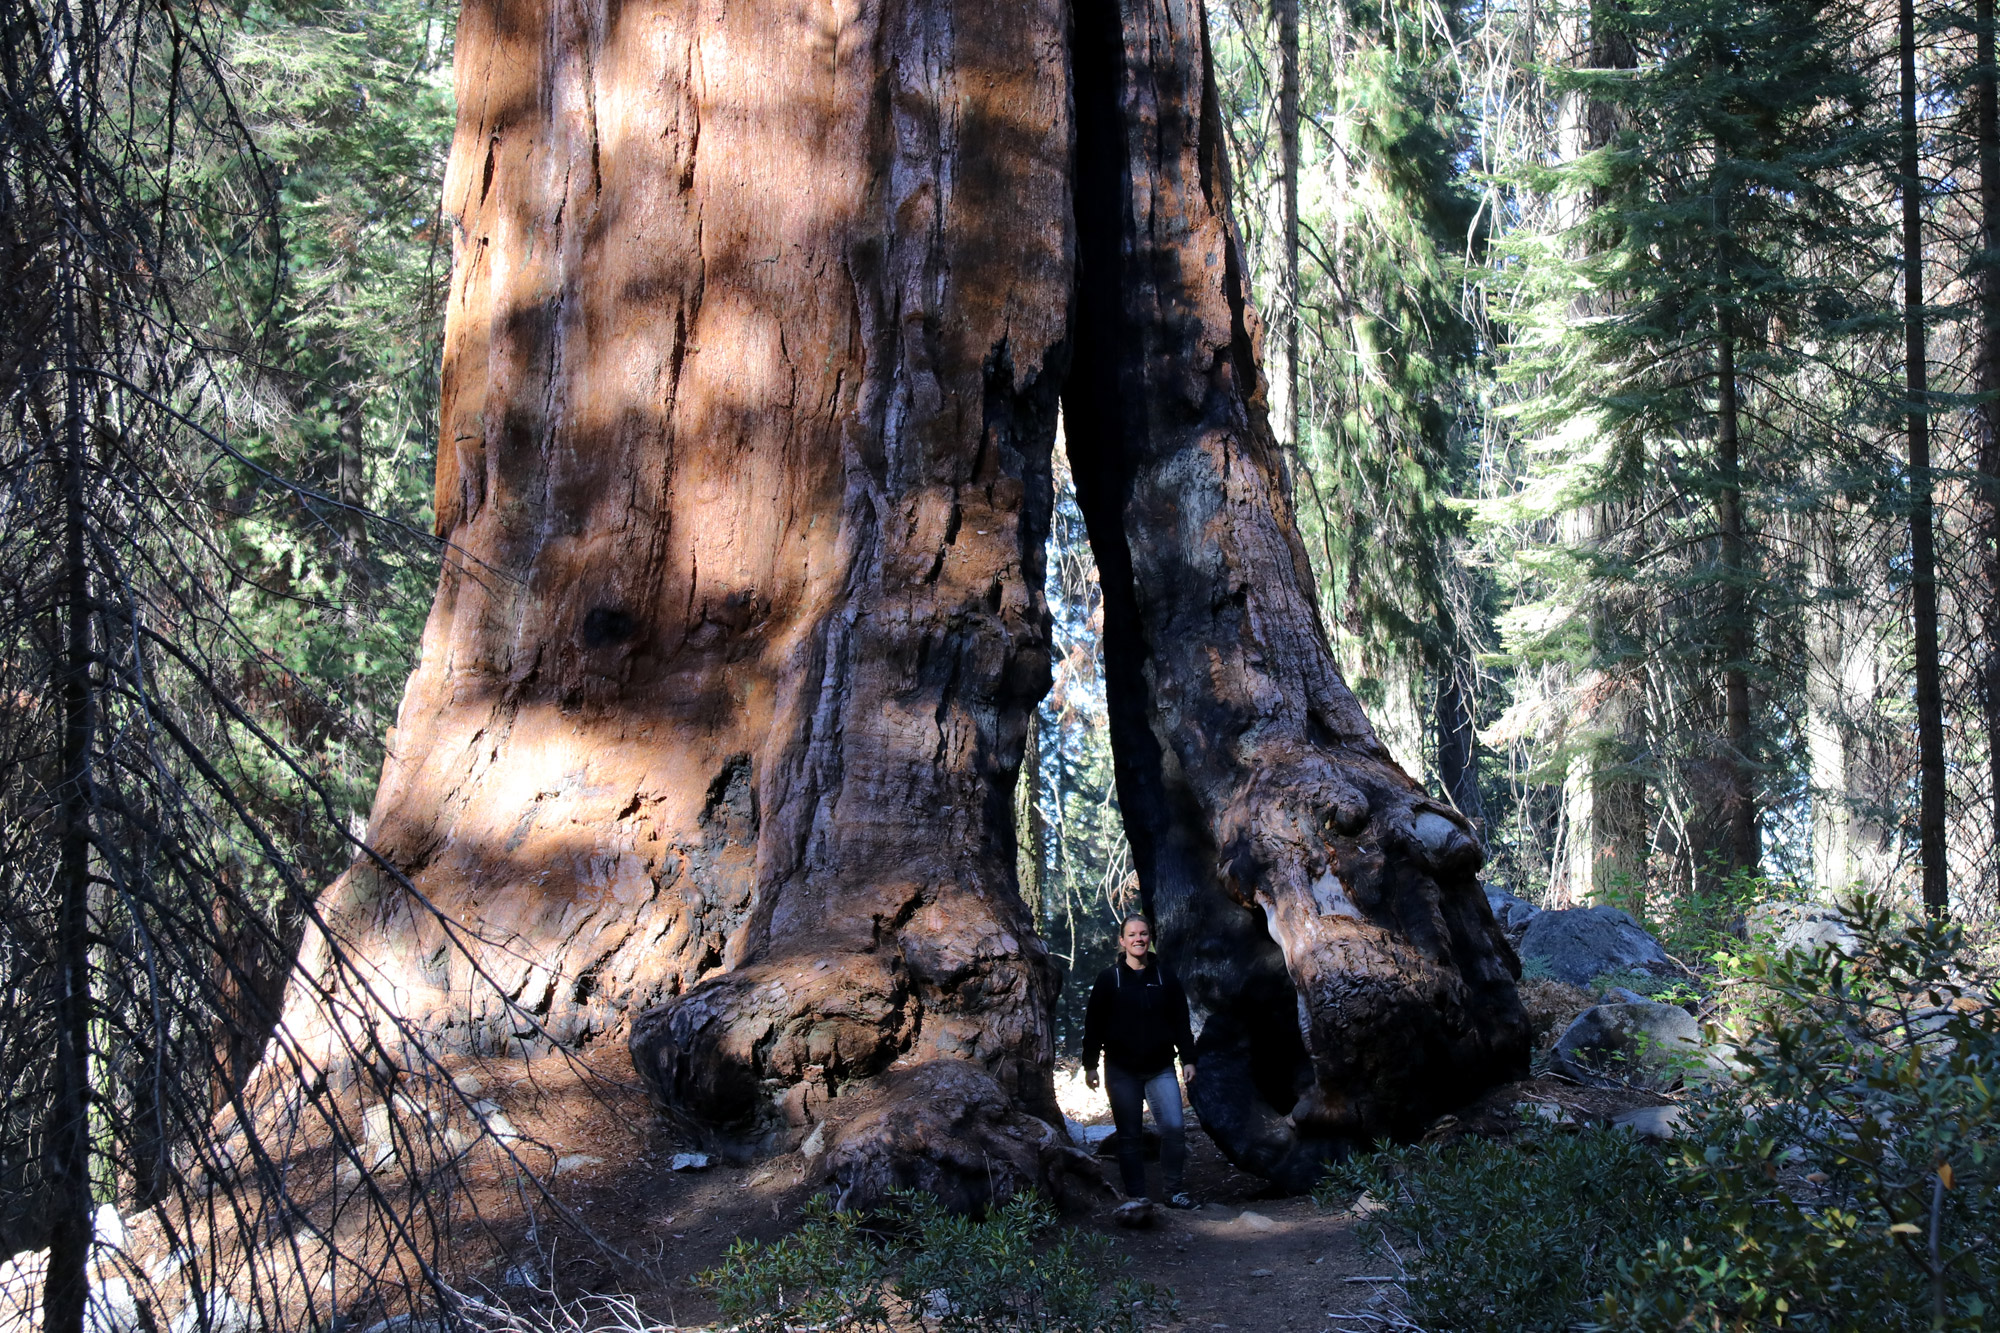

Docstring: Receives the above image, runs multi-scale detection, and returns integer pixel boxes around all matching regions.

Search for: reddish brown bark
[281,0,1527,1205]
[286,0,1081,1210]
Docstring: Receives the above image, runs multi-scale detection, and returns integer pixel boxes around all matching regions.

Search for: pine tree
[1499,0,1882,887]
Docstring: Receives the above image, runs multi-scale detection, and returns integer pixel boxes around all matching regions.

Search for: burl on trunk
[289,0,1526,1207]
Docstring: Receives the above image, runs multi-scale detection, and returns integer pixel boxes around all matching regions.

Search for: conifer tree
[1501,0,1880,885]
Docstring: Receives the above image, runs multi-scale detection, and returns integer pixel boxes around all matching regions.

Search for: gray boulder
[1549,1001,1707,1091]
[1609,1105,1686,1141]
[167,1292,255,1333]
[1484,884,1542,938]
[1744,902,1859,959]
[1112,1199,1155,1229]
[87,1277,143,1333]
[1520,905,1673,987]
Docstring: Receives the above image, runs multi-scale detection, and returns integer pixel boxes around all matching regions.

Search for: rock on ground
[1520,906,1674,987]
[1484,885,1542,940]
[1549,1001,1708,1092]
[1744,902,1860,958]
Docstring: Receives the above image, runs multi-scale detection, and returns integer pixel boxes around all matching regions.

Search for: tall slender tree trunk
[1804,511,1899,895]
[1276,0,1300,450]
[1902,0,1948,916]
[1715,320,1759,874]
[275,0,1527,1203]
[1558,3,1647,904]
[1435,654,1484,826]
[44,233,96,1333]
[1974,0,2000,897]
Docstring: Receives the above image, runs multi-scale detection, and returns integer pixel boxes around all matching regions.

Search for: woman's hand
[1182,1062,1196,1085]
[1085,1065,1100,1090]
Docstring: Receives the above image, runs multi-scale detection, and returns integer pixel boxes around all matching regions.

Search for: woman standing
[1082,915,1198,1209]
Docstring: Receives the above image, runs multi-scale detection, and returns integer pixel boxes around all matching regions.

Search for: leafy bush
[1318,1122,1691,1331]
[1321,896,1997,1333]
[1641,866,1777,964]
[699,1191,1170,1333]
[1601,898,1998,1332]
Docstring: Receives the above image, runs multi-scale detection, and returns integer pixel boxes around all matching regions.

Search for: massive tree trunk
[305,0,1079,1212]
[282,0,1526,1207]
[1066,0,1526,1188]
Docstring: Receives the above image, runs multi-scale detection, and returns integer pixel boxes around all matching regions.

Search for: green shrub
[1599,898,1998,1332]
[1318,1122,1691,1332]
[1642,866,1776,964]
[1320,896,1997,1333]
[698,1190,1171,1333]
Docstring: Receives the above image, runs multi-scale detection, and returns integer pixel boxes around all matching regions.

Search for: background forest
[7,0,2000,1329]
[1216,0,2000,923]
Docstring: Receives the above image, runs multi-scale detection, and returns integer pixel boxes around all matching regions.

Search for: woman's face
[1120,919,1151,961]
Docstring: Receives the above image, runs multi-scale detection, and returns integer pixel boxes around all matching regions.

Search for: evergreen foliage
[1214,0,1493,819]
[1494,0,1889,891]
[1209,0,2000,918]
[218,0,453,883]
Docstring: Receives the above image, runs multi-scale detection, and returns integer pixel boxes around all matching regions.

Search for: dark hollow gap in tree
[1053,388,1321,1171]
[1062,0,1326,1186]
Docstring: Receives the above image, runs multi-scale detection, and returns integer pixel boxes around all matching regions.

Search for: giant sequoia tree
[288,0,1529,1205]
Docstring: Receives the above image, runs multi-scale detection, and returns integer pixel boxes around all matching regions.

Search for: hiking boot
[1164,1191,1198,1210]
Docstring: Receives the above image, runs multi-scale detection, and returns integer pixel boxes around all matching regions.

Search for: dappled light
[11,0,2000,1330]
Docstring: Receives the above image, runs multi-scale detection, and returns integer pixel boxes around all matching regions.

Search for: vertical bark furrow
[279,0,1077,1211]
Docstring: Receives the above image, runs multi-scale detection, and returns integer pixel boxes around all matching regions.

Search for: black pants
[1105,1063,1186,1199]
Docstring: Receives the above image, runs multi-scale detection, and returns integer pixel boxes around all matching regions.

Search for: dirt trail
[1073,1130,1383,1332]
[488,1059,1389,1332]
[174,1051,1645,1332]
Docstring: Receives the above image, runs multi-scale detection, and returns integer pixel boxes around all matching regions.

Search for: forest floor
[425,1053,1664,1333]
[489,1075,1380,1333]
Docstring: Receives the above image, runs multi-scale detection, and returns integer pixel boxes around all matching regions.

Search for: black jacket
[1082,958,1195,1077]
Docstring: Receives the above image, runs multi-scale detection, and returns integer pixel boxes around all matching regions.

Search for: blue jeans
[1105,1064,1186,1199]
